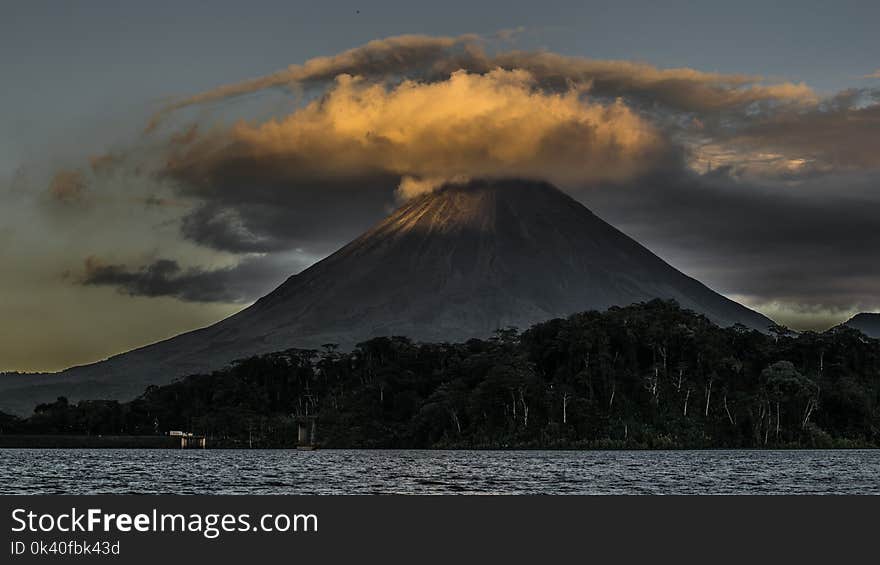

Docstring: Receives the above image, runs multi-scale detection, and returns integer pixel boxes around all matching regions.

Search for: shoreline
[0,434,182,449]
[0,435,876,450]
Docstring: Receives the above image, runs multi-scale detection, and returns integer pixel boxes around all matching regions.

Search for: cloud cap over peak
[164,69,672,198]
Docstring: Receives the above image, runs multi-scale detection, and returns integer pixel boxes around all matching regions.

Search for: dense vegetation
[3,301,879,448]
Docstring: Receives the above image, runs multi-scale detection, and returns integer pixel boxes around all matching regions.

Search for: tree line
[2,300,878,448]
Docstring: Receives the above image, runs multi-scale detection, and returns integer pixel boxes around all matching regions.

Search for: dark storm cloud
[81,254,302,303]
[586,168,880,314]
[175,174,399,254]
[180,205,278,254]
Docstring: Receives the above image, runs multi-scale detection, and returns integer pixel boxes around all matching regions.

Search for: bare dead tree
[776,401,780,438]
[519,388,529,428]
[450,409,461,435]
[802,382,821,430]
[802,398,817,430]
[704,378,713,417]
[723,393,736,426]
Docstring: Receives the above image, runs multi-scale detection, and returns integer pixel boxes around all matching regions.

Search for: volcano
[0,180,773,413]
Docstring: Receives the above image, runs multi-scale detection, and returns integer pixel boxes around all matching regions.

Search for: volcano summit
[0,180,773,413]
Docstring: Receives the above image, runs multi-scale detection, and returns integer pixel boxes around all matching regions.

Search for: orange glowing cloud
[165,69,670,196]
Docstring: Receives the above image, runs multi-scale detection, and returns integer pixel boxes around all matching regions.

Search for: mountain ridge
[843,313,880,338]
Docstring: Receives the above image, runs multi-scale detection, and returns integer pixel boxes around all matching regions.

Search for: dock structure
[296,416,318,450]
[169,430,206,449]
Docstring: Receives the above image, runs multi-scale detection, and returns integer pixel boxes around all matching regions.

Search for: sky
[1,0,879,372]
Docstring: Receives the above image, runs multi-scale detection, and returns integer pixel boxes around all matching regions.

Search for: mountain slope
[843,313,880,338]
[0,180,773,413]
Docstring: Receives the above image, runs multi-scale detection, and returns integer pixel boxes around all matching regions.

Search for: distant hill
[843,313,880,338]
[0,179,774,414]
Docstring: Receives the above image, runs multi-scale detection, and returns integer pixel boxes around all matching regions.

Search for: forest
[2,300,879,449]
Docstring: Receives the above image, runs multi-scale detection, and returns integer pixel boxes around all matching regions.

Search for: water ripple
[1,449,878,494]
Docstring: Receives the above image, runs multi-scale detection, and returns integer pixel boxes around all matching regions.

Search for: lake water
[1,449,878,495]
